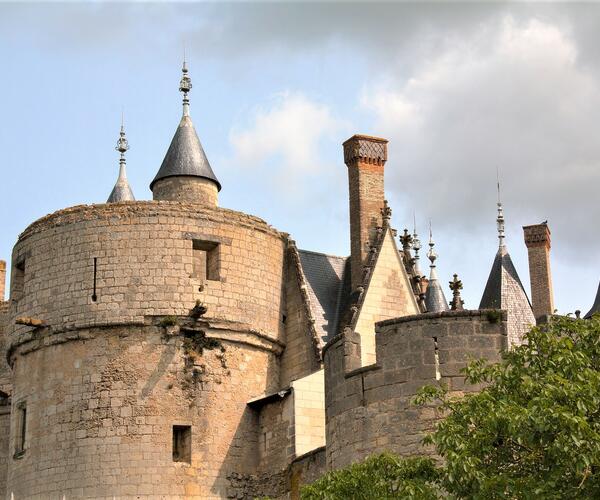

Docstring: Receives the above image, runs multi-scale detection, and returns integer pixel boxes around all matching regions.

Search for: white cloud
[229,91,345,176]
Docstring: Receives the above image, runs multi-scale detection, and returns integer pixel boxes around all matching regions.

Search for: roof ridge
[297,248,348,260]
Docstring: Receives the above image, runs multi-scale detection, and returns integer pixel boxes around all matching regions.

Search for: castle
[0,62,598,499]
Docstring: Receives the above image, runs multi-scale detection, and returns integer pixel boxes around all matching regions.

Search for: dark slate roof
[425,279,448,313]
[298,250,348,343]
[585,282,600,319]
[107,167,135,203]
[479,246,530,309]
[150,115,221,191]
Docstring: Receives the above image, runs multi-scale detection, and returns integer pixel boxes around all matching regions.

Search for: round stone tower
[5,62,284,499]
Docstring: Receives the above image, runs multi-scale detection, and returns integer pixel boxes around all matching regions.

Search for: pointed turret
[584,282,600,319]
[151,58,221,205]
[479,191,535,346]
[425,224,449,313]
[107,117,135,203]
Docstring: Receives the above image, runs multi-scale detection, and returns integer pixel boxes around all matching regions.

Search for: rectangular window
[12,259,25,301]
[172,425,191,464]
[192,240,220,281]
[14,402,27,458]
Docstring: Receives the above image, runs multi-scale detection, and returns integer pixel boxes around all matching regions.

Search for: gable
[354,230,419,366]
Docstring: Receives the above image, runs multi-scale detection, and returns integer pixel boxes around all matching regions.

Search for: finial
[412,213,421,274]
[179,57,192,116]
[496,168,505,249]
[427,220,438,279]
[116,114,129,160]
[107,114,135,203]
[449,274,464,311]
[381,199,392,223]
[399,228,413,253]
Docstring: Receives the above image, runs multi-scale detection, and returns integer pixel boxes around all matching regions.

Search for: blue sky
[1,2,599,314]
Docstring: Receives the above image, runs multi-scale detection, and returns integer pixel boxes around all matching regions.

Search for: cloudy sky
[0,2,598,313]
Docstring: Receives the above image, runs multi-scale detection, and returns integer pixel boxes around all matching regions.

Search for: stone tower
[343,134,388,292]
[150,60,221,205]
[523,222,554,322]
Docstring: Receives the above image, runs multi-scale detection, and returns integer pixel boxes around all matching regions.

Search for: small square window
[192,241,220,282]
[173,425,191,463]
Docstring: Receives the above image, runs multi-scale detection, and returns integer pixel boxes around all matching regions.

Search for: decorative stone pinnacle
[179,58,192,116]
[381,199,392,222]
[399,228,413,252]
[449,274,464,311]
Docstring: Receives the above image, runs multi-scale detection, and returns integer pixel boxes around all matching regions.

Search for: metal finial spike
[427,220,438,279]
[179,58,192,116]
[115,117,129,156]
[412,213,421,272]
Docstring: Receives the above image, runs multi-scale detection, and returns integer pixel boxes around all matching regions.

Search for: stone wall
[280,250,321,388]
[0,300,10,395]
[324,310,507,469]
[291,370,325,457]
[4,201,287,498]
[6,323,279,499]
[152,177,219,206]
[256,393,294,473]
[7,202,286,347]
[0,396,9,499]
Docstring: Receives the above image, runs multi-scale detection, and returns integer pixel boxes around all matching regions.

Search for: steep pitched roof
[107,165,135,203]
[150,115,221,191]
[479,247,530,309]
[297,250,348,343]
[425,280,449,313]
[584,282,600,319]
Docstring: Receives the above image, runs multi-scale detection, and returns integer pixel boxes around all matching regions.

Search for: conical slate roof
[425,280,449,313]
[479,247,529,309]
[584,282,600,319]
[150,115,221,191]
[107,165,135,203]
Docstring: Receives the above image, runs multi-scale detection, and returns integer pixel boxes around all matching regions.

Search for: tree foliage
[300,452,439,500]
[302,315,600,499]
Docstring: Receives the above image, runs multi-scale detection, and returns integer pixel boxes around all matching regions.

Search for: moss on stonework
[182,330,223,356]
[486,310,502,324]
[159,315,179,327]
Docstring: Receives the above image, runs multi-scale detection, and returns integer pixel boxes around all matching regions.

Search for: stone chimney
[343,134,388,291]
[0,260,5,301]
[523,223,554,322]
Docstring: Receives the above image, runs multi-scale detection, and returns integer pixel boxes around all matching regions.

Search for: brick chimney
[523,223,554,322]
[0,260,5,301]
[343,134,388,291]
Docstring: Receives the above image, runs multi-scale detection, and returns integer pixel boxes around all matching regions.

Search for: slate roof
[584,282,600,319]
[107,165,135,203]
[425,279,448,313]
[297,250,348,343]
[150,115,221,191]
[479,246,531,309]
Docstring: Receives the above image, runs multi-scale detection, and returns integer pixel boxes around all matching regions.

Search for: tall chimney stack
[0,260,5,301]
[523,223,554,322]
[343,134,388,291]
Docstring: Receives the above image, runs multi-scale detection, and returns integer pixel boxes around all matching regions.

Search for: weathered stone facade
[0,73,553,497]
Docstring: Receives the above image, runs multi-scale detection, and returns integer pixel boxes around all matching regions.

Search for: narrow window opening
[282,314,287,324]
[91,257,98,302]
[433,337,441,381]
[172,425,191,464]
[14,402,27,458]
[263,432,267,452]
[12,259,25,301]
[192,241,220,282]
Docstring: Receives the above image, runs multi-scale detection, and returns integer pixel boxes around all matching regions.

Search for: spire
[150,58,221,196]
[497,169,505,249]
[425,221,449,313]
[107,115,135,203]
[412,213,422,275]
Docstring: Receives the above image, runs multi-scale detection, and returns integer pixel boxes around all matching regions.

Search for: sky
[0,1,599,314]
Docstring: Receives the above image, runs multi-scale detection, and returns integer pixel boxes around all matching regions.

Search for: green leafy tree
[302,315,600,499]
[300,452,439,500]
[414,315,600,499]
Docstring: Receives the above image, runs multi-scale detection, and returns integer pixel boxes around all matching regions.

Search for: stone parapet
[324,310,507,469]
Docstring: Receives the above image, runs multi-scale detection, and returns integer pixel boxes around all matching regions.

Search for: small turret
[424,224,448,313]
[151,58,221,205]
[107,116,135,203]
